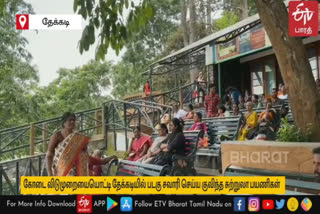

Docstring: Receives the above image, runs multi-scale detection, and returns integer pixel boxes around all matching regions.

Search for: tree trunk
[255,0,320,141]
[240,0,248,20]
[189,0,198,83]
[180,0,188,47]
[206,0,212,32]
[189,0,197,44]
[199,0,206,25]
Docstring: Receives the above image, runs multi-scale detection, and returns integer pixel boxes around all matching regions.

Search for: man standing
[313,147,320,183]
[205,84,220,117]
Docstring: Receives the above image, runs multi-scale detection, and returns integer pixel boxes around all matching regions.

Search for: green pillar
[218,63,222,98]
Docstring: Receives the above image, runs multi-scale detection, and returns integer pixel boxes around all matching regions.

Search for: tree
[223,0,259,20]
[111,0,180,98]
[239,0,248,20]
[0,0,40,128]
[189,0,197,44]
[40,61,112,118]
[254,0,320,141]
[180,0,188,46]
[213,11,239,31]
[74,0,155,59]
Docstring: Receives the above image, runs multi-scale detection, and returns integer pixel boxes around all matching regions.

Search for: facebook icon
[234,197,246,212]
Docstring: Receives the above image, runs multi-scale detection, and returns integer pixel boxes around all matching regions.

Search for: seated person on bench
[188,112,207,148]
[184,104,195,120]
[137,124,168,164]
[151,118,185,166]
[126,126,153,161]
[238,102,258,141]
[254,99,277,140]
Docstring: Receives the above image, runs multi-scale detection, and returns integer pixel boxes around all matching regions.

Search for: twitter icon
[276,199,285,210]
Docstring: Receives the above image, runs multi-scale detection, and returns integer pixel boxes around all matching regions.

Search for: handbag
[246,126,259,140]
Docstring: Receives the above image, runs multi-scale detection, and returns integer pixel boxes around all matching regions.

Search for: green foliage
[276,117,312,142]
[214,11,239,31]
[111,62,143,98]
[39,61,113,118]
[111,0,180,99]
[0,0,40,128]
[74,0,155,59]
[222,0,258,17]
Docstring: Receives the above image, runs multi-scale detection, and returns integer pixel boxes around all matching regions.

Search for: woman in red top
[144,81,151,96]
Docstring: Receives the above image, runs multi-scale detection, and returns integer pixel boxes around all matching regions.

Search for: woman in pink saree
[126,126,153,161]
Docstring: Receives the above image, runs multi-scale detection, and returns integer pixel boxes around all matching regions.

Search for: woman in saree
[188,112,207,148]
[188,112,207,133]
[137,124,168,163]
[126,126,153,161]
[254,99,278,140]
[237,102,258,141]
[46,112,117,176]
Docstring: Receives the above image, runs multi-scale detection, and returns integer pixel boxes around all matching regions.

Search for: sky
[23,0,124,86]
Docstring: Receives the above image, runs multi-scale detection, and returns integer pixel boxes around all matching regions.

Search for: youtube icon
[262,200,274,210]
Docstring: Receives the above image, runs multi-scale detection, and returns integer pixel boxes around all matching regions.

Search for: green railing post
[42,123,48,153]
[112,104,117,151]
[16,162,19,195]
[124,103,128,151]
[218,63,222,98]
[102,103,107,150]
[30,123,35,156]
[0,165,3,195]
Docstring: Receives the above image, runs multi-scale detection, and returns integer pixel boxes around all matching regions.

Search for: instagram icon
[248,197,260,212]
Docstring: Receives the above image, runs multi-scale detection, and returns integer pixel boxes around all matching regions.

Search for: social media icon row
[234,197,312,212]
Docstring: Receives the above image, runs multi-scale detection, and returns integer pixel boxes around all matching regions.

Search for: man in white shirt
[173,104,187,119]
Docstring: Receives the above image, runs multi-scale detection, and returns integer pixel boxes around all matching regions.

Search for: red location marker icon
[16,14,29,30]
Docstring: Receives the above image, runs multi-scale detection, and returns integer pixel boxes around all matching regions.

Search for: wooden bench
[224,165,320,195]
[116,159,169,176]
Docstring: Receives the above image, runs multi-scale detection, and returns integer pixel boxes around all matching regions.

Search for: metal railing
[0,153,46,195]
[124,82,206,107]
[0,108,104,161]
[103,99,173,151]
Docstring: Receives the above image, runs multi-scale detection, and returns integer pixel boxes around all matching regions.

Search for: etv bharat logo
[77,195,92,213]
[289,1,319,37]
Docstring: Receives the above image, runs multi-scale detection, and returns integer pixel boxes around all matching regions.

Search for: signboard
[215,24,271,63]
[221,141,320,175]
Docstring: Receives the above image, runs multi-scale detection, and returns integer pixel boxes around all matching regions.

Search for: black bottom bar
[0,195,318,213]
